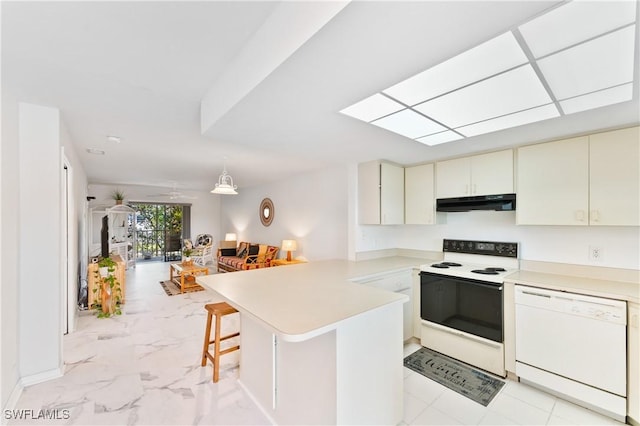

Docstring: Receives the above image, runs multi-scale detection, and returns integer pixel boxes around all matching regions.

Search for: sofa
[217,241,279,273]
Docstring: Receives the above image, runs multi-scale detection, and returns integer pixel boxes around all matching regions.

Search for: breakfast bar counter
[197,259,415,425]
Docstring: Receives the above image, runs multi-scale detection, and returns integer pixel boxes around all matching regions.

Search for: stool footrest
[208,331,240,345]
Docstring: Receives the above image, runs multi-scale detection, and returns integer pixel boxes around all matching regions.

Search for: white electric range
[418,239,519,377]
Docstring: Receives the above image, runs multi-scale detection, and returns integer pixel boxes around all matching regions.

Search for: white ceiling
[3,1,639,193]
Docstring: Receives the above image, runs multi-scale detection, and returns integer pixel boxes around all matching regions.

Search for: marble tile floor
[11,261,625,425]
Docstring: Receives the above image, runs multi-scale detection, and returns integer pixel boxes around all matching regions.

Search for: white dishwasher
[515,285,627,422]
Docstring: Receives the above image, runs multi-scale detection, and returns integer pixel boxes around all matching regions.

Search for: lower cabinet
[351,270,413,341]
[629,303,639,423]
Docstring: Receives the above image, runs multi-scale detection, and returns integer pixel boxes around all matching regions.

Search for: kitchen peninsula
[197,258,420,425]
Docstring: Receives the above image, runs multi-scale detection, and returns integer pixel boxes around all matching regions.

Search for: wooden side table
[87,255,126,308]
[271,259,307,267]
[170,262,209,293]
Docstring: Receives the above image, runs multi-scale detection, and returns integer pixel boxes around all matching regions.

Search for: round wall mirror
[259,198,274,226]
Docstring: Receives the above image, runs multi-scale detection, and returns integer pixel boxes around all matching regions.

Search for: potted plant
[112,189,125,205]
[92,256,122,317]
[183,247,193,265]
[97,256,116,277]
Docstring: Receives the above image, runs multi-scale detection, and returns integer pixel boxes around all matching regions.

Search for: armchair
[191,233,214,266]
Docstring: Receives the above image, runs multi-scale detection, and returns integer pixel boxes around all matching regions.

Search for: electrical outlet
[589,246,603,262]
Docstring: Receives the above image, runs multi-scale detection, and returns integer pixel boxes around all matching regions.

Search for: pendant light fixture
[210,158,238,195]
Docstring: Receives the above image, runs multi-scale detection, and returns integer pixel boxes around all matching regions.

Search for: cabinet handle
[473,184,477,194]
[591,210,599,222]
[575,210,585,222]
[465,184,469,195]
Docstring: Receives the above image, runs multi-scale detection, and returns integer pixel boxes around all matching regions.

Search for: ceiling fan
[148,183,197,200]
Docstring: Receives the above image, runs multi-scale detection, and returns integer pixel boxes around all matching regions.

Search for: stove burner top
[431,262,463,269]
[470,267,507,275]
[471,269,500,275]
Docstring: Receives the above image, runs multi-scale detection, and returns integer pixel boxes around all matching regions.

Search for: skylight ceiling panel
[414,65,552,129]
[519,0,637,58]
[339,93,405,122]
[456,104,559,137]
[537,25,635,100]
[560,84,633,114]
[416,131,464,146]
[382,32,528,106]
[371,109,446,139]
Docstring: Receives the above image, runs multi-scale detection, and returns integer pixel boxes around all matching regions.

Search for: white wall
[87,183,221,243]
[220,166,349,261]
[357,204,640,271]
[1,98,88,410]
[18,103,63,379]
[1,86,20,411]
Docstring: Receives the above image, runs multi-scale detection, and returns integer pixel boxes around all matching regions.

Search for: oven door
[420,271,503,342]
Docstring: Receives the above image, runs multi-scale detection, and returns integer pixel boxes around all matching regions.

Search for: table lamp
[281,239,297,261]
[225,233,237,242]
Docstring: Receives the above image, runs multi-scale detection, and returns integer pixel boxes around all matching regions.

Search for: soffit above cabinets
[340,0,637,147]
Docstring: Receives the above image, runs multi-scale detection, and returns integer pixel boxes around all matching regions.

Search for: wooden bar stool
[201,302,240,382]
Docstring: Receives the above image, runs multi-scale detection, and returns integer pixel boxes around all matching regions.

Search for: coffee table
[169,262,209,293]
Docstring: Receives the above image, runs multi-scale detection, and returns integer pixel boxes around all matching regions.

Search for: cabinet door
[405,164,434,224]
[628,303,640,423]
[436,156,471,198]
[358,161,381,225]
[380,162,404,225]
[589,126,640,226]
[517,136,589,225]
[471,149,514,196]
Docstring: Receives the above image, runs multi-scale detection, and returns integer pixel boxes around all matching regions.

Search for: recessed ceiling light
[106,135,121,143]
[339,93,405,122]
[416,131,464,146]
[456,104,559,137]
[338,0,637,147]
[519,0,637,58]
[414,65,552,128]
[536,25,635,100]
[87,148,105,155]
[560,84,633,114]
[370,109,446,139]
[383,32,528,106]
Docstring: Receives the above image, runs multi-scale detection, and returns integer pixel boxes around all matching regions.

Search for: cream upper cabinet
[436,156,471,199]
[358,161,404,225]
[517,136,589,225]
[517,126,639,226]
[436,149,513,199]
[589,127,640,226]
[405,163,435,225]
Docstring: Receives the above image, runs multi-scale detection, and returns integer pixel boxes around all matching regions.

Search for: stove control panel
[443,239,518,258]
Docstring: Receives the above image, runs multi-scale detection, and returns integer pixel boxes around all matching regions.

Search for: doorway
[130,203,191,262]
[61,152,76,334]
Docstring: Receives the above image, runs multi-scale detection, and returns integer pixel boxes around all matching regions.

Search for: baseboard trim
[19,365,64,388]
[2,381,24,417]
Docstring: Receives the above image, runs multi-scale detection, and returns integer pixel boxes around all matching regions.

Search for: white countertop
[197,257,426,342]
[505,270,640,304]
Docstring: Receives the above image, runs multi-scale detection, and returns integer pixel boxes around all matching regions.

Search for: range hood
[436,193,516,212]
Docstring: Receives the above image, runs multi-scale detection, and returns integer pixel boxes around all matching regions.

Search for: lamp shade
[281,240,297,251]
[281,239,297,262]
[225,233,237,241]
[210,162,238,195]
